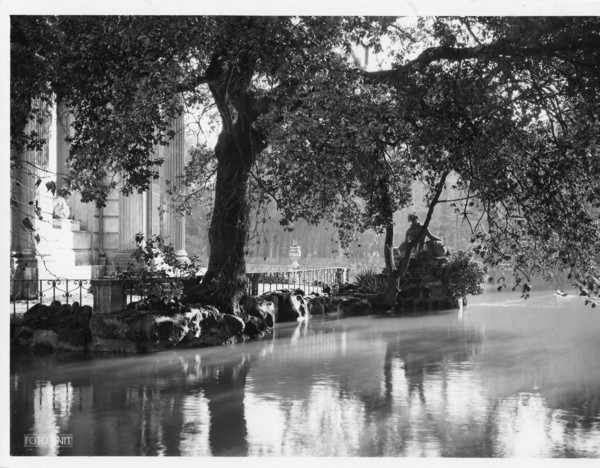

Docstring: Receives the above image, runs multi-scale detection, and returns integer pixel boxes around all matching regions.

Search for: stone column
[11,142,37,260]
[55,103,70,187]
[160,111,187,260]
[10,101,53,294]
[11,136,39,294]
[37,102,57,247]
[11,104,54,248]
[114,191,146,268]
[147,145,163,238]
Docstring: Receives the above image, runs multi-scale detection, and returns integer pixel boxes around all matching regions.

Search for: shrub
[114,233,200,310]
[354,267,387,293]
[437,250,486,299]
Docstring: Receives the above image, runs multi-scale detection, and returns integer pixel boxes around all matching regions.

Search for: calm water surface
[10,289,600,456]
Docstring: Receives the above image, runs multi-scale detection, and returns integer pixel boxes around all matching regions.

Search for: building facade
[10,102,187,284]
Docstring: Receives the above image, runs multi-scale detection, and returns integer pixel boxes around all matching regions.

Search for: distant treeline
[186,179,474,264]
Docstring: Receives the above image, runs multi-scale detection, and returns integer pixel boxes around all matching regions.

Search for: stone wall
[395,252,461,312]
[397,281,460,311]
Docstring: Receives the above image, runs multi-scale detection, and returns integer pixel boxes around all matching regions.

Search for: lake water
[10,289,600,457]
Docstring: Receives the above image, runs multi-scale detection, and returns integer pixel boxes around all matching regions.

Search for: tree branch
[366,35,600,83]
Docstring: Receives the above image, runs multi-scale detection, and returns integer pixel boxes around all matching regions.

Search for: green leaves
[45,180,56,196]
[354,267,387,293]
[113,233,200,311]
[11,16,600,306]
[438,250,486,299]
[21,217,34,232]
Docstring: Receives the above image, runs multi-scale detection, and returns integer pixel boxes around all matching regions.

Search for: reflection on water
[10,290,600,457]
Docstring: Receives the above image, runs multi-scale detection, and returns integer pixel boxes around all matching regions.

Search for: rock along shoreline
[11,284,460,354]
[11,290,362,354]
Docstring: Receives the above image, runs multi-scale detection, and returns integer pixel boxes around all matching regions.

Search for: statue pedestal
[91,279,126,314]
[396,254,460,312]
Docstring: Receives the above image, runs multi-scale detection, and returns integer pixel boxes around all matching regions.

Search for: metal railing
[10,267,350,317]
[246,268,347,296]
[10,279,93,317]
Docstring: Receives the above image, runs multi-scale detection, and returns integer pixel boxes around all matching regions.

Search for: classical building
[10,102,187,284]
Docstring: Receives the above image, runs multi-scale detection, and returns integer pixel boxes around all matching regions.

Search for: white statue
[53,188,71,220]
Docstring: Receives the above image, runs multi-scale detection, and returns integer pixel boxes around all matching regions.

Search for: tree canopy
[11,16,600,311]
[249,17,600,303]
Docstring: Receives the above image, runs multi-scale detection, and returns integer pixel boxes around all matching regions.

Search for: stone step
[48,230,92,250]
[52,219,81,231]
[75,249,93,266]
[39,247,92,264]
[38,263,106,280]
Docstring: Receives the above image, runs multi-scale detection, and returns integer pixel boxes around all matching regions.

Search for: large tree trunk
[197,125,253,315]
[195,55,263,315]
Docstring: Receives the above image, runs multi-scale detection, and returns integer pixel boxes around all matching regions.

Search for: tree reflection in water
[10,296,600,456]
[11,348,255,456]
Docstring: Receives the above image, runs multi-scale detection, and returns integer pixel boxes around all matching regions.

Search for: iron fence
[10,267,350,317]
[10,279,93,317]
[246,268,347,296]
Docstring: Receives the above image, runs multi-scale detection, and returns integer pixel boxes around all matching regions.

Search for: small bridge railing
[245,268,348,296]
